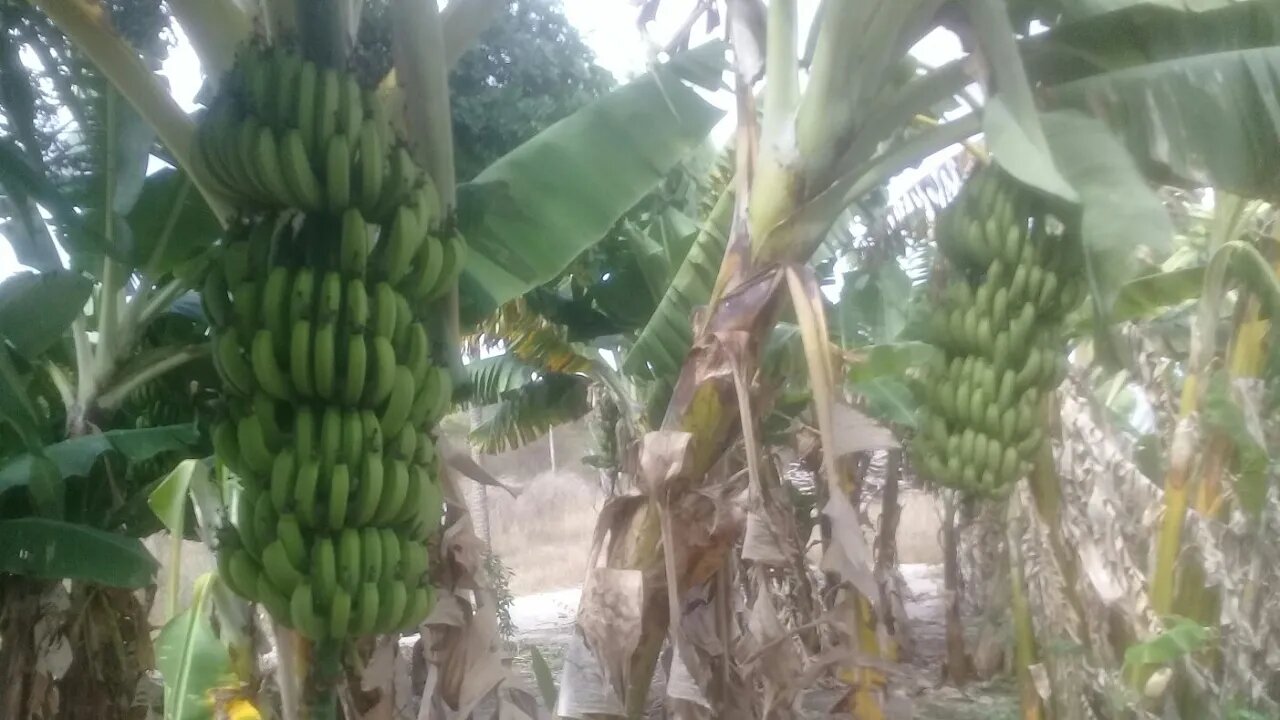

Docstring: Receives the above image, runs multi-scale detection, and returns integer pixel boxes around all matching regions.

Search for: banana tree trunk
[942,491,972,685]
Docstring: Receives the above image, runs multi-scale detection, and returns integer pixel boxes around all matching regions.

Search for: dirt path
[506,564,1016,718]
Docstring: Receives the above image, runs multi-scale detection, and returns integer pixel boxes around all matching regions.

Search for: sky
[0,1,968,282]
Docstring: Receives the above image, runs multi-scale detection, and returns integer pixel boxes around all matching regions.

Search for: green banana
[361,527,383,583]
[263,539,305,594]
[398,459,423,525]
[373,459,410,526]
[326,133,352,211]
[328,587,352,639]
[251,329,294,401]
[201,264,233,328]
[434,232,467,299]
[352,454,384,526]
[319,406,342,471]
[280,129,323,211]
[393,293,413,353]
[237,414,274,476]
[414,433,437,469]
[253,126,296,206]
[357,120,385,214]
[290,266,316,323]
[371,282,397,339]
[294,406,316,461]
[337,528,362,591]
[316,68,340,149]
[376,582,408,633]
[270,448,296,509]
[290,320,315,397]
[342,335,368,406]
[378,366,416,437]
[364,336,397,407]
[271,49,301,130]
[328,463,351,530]
[212,421,245,477]
[224,549,263,601]
[424,366,454,425]
[417,472,443,537]
[277,514,309,570]
[221,239,256,292]
[294,458,321,528]
[353,582,380,635]
[361,409,384,455]
[262,265,292,348]
[338,74,364,136]
[400,536,428,583]
[399,586,433,631]
[290,583,322,639]
[235,488,263,557]
[231,280,261,338]
[406,234,443,301]
[392,424,418,462]
[312,536,338,605]
[346,278,370,333]
[382,206,422,285]
[296,61,318,152]
[379,528,403,582]
[341,410,364,466]
[405,322,430,390]
[313,322,337,399]
[258,574,293,626]
[215,329,254,396]
[340,208,369,277]
[319,271,343,323]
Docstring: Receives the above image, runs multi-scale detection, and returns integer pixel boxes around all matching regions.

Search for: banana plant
[557,1,1280,718]
[21,1,724,716]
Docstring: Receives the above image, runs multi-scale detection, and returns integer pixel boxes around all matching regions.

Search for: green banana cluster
[913,165,1085,497]
[204,42,461,639]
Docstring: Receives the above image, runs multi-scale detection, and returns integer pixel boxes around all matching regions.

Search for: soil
[503,563,1018,718]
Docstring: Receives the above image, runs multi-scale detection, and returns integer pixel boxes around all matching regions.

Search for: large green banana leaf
[621,188,733,380]
[455,42,726,324]
[1030,1,1280,199]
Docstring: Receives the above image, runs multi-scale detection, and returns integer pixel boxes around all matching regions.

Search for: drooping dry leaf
[444,598,509,717]
[577,568,644,704]
[639,430,695,497]
[441,515,488,591]
[829,401,899,456]
[555,633,627,718]
[820,494,879,603]
[742,588,802,715]
[742,503,791,566]
[441,437,521,498]
[667,641,713,709]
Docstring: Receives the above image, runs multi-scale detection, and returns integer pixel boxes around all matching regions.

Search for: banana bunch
[202,42,463,640]
[913,165,1085,497]
[196,43,440,225]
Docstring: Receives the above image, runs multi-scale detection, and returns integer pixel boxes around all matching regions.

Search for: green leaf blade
[0,517,157,587]
[457,44,725,322]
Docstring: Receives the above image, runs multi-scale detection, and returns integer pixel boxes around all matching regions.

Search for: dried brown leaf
[829,401,899,456]
[555,632,627,717]
[577,568,645,704]
[441,437,520,498]
[820,494,880,604]
[743,588,802,715]
[639,431,696,497]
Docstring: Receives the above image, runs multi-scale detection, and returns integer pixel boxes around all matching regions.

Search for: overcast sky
[0,1,966,281]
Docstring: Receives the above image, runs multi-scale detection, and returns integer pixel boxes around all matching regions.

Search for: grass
[488,469,603,595]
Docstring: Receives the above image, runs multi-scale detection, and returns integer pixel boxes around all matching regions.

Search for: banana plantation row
[0,1,1277,719]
